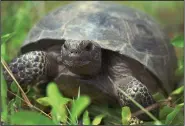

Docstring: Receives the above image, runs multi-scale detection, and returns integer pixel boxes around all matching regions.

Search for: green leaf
[10,82,22,109]
[70,96,90,125]
[36,97,51,106]
[153,92,166,101]
[121,106,131,125]
[8,99,17,116]
[36,97,71,107]
[1,43,9,60]
[46,82,69,124]
[47,82,63,99]
[92,114,105,125]
[171,35,184,48]
[175,59,184,76]
[159,106,174,120]
[1,69,8,122]
[10,82,18,93]
[165,103,184,124]
[10,111,55,125]
[1,33,15,61]
[144,120,165,125]
[1,33,15,44]
[82,111,91,125]
[176,103,184,108]
[154,121,164,125]
[88,104,122,125]
[50,109,59,125]
[171,86,184,96]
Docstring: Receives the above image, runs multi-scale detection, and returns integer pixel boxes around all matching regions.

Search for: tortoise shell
[21,1,177,94]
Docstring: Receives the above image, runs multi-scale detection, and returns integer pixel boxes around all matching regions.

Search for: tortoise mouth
[63,59,91,67]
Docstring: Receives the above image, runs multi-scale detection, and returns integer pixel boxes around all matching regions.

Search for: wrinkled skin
[4,40,159,120]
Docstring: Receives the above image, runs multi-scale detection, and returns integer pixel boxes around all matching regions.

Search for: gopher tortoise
[4,1,177,120]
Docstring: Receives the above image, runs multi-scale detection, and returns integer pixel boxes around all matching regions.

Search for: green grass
[1,1,184,125]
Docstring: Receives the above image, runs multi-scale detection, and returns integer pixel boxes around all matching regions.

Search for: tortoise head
[61,40,102,76]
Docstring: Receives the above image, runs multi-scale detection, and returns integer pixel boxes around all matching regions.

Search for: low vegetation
[1,1,184,125]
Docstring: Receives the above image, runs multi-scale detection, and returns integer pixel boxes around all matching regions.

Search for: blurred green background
[1,1,184,61]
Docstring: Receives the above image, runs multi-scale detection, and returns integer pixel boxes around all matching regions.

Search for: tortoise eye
[85,42,93,51]
[63,43,67,49]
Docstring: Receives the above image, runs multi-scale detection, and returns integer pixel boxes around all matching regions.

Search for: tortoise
[4,1,177,120]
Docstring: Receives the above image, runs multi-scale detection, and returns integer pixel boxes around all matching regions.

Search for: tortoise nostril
[70,51,78,54]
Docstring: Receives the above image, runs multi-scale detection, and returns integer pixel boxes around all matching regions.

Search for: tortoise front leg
[116,76,159,121]
[3,51,58,87]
